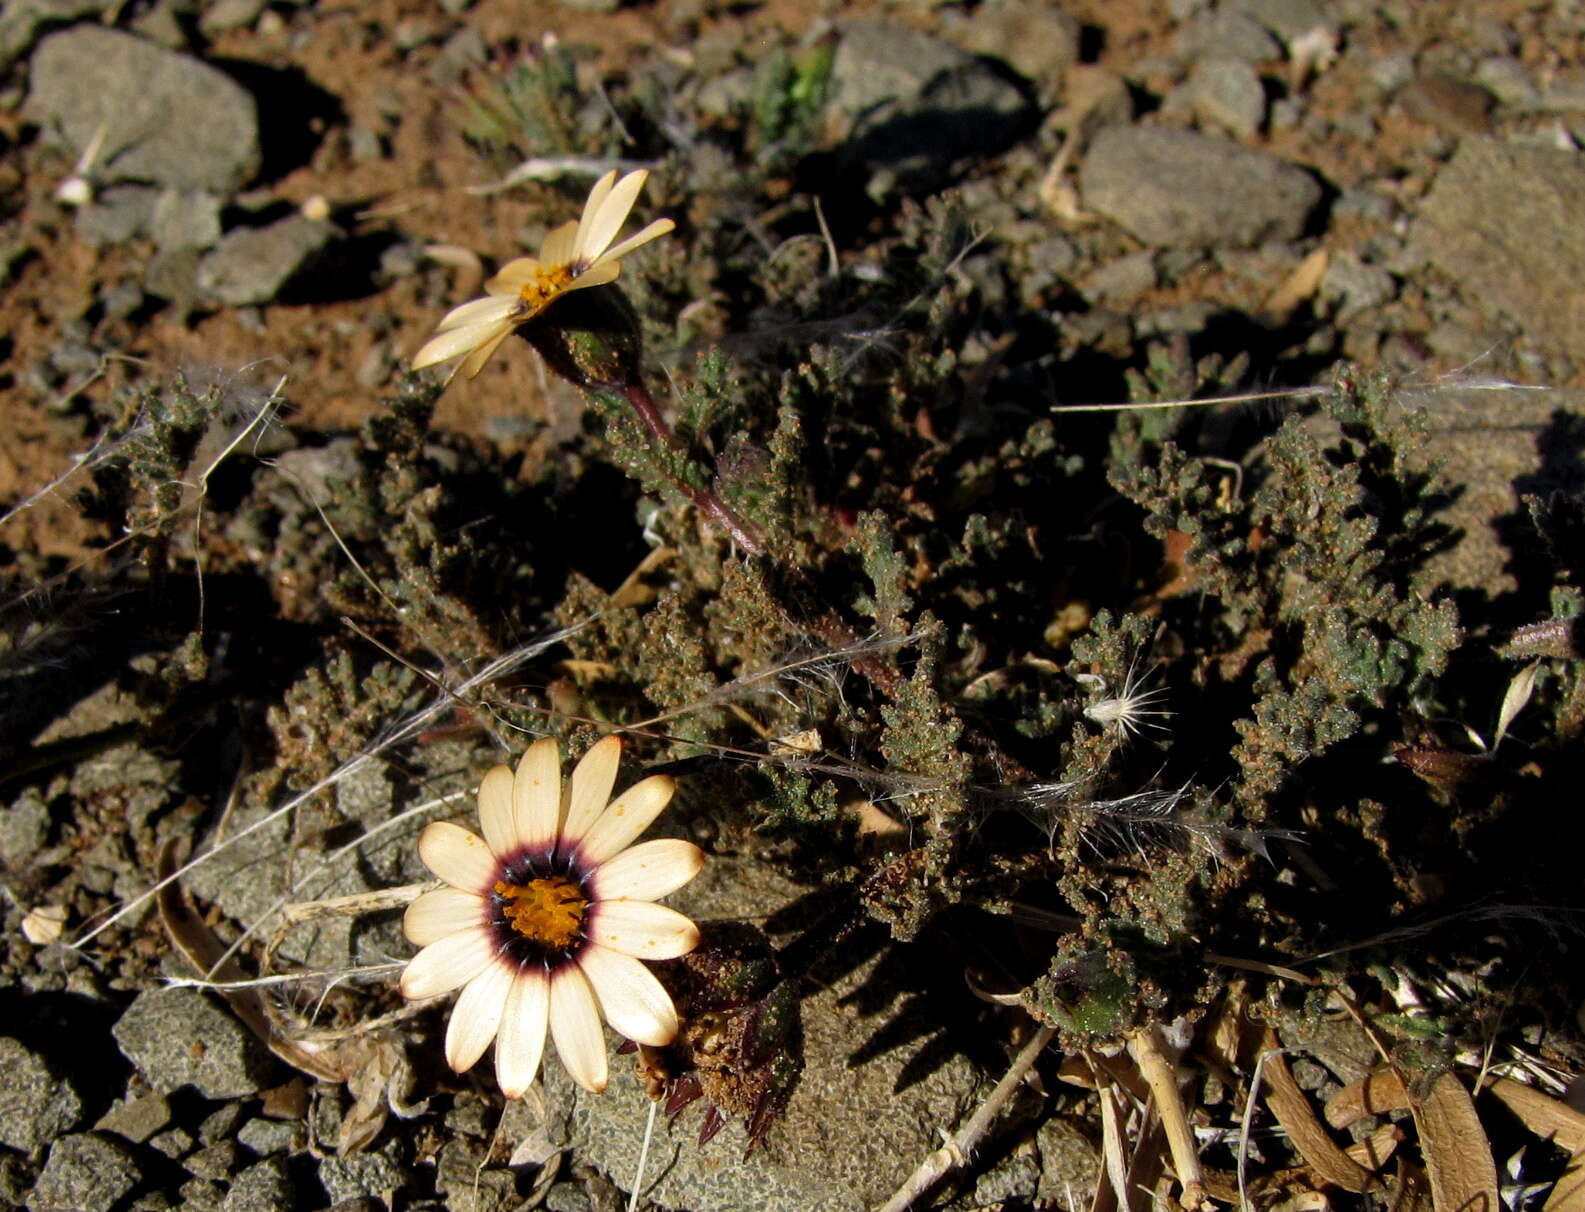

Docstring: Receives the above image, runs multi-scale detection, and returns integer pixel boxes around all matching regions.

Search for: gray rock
[1080,125,1322,247]
[129,0,192,51]
[1185,58,1267,137]
[1405,385,1585,596]
[150,189,223,253]
[318,1148,406,1204]
[430,26,489,88]
[0,788,51,865]
[434,1138,516,1212]
[196,215,340,305]
[177,1177,226,1211]
[828,21,1031,198]
[693,65,754,120]
[972,1140,1041,1204]
[222,1158,294,1212]
[1136,299,1218,338]
[197,1101,247,1146]
[75,185,157,248]
[145,248,202,307]
[95,1092,172,1145]
[0,1153,30,1209]
[181,754,414,973]
[69,737,179,834]
[1232,0,1333,45]
[1022,235,1080,291]
[29,1132,140,1212]
[347,125,385,162]
[112,987,276,1099]
[1082,250,1158,303]
[1320,251,1395,322]
[1368,50,1415,93]
[945,0,1080,87]
[148,1127,194,1159]
[1412,137,1585,353]
[1332,186,1395,224]
[185,1140,241,1181]
[0,1038,84,1153]
[1175,9,1282,62]
[543,858,993,1212]
[1269,96,1303,130]
[28,27,261,193]
[544,1184,592,1212]
[1037,1117,1100,1202]
[99,281,146,323]
[235,1117,300,1155]
[0,0,100,73]
[1475,56,1540,108]
[199,0,268,34]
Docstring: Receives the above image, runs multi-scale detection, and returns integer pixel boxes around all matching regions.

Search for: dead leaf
[1494,661,1541,747]
[1326,1068,1411,1130]
[157,839,416,1152]
[1260,1031,1373,1193]
[1263,249,1329,320]
[1488,1077,1585,1153]
[609,545,675,608]
[1544,1154,1585,1212]
[1385,1160,1434,1212]
[1411,1071,1498,1212]
[1344,1123,1404,1171]
[771,729,822,755]
[338,1037,406,1154]
[21,903,68,944]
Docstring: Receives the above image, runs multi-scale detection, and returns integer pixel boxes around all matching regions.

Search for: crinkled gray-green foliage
[1110,368,1460,819]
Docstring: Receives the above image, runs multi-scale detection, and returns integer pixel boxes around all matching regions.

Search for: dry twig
[875,1025,1057,1212]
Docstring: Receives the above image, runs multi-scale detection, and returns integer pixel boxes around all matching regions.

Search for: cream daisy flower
[412,169,675,381]
[400,735,703,1096]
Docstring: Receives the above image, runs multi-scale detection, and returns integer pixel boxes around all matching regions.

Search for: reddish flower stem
[620,381,766,556]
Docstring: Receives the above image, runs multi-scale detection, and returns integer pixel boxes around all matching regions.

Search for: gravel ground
[3,1,1585,1210]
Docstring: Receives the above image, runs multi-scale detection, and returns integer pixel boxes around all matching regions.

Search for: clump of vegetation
[13,21,1585,1209]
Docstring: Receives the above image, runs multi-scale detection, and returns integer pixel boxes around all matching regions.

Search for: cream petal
[435,293,519,332]
[589,899,699,960]
[549,963,608,1093]
[579,169,648,263]
[495,967,551,1099]
[513,737,562,849]
[403,886,484,946]
[563,260,622,293]
[417,821,497,892]
[459,327,514,379]
[476,764,518,857]
[578,944,678,1046]
[573,170,619,260]
[485,256,543,292]
[445,958,513,1073]
[412,319,509,370]
[539,219,580,267]
[400,926,496,999]
[561,735,622,847]
[578,775,676,866]
[587,218,675,271]
[588,838,703,903]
